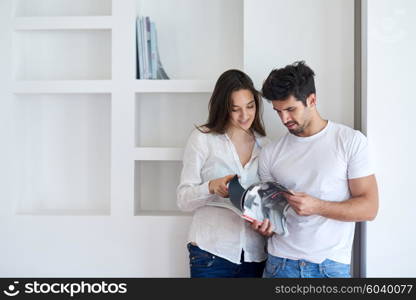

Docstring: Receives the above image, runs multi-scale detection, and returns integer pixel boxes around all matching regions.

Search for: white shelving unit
[15,93,111,215]
[132,0,243,214]
[14,30,111,80]
[11,0,243,216]
[12,1,114,216]
[132,0,241,214]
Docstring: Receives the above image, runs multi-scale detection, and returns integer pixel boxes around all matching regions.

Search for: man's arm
[287,174,379,222]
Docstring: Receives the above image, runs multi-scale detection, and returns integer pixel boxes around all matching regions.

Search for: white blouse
[177,128,269,264]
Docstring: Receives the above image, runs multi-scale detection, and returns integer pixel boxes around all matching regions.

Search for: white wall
[364,0,416,277]
[245,0,354,140]
[0,0,15,218]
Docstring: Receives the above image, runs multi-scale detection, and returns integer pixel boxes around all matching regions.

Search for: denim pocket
[188,244,216,268]
[263,260,282,278]
[322,259,351,278]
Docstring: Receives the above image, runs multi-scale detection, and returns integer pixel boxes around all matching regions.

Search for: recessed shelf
[13,16,113,30]
[136,0,243,80]
[14,30,111,80]
[134,161,185,215]
[15,94,111,215]
[135,93,210,147]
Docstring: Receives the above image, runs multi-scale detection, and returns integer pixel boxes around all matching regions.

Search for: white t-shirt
[259,121,373,264]
[177,129,269,264]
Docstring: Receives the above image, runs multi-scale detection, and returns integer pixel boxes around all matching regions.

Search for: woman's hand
[208,174,236,198]
[250,219,274,237]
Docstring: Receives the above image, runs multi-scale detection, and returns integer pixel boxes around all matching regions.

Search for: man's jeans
[187,243,265,278]
[263,254,351,278]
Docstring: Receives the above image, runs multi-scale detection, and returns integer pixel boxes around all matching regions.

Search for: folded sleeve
[176,129,214,212]
[347,130,374,179]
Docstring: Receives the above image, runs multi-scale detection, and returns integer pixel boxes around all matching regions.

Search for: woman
[177,69,269,277]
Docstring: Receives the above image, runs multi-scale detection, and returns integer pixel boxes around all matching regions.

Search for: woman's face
[229,89,256,131]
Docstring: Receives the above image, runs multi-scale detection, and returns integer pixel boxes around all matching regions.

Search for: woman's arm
[176,130,213,212]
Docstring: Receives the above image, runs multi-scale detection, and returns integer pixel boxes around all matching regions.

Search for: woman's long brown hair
[198,69,266,136]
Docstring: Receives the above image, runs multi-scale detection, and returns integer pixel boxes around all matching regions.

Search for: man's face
[271,95,313,136]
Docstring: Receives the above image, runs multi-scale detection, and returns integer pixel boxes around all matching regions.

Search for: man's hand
[285,175,378,221]
[208,174,235,198]
[250,219,274,237]
[286,192,323,216]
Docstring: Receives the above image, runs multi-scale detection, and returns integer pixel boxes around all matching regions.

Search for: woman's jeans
[187,243,265,278]
[263,254,351,278]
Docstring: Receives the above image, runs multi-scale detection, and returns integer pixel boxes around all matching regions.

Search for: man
[252,61,378,278]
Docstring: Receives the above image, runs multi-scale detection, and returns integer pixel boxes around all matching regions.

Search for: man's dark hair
[261,61,316,106]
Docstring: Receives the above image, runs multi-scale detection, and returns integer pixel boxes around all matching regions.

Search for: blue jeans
[187,243,265,278]
[263,254,351,278]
